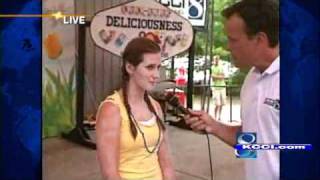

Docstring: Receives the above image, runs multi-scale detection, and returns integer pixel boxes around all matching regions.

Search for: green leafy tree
[195,0,235,60]
[195,0,249,90]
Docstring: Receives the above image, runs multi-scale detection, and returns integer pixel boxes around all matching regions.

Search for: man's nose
[153,69,160,79]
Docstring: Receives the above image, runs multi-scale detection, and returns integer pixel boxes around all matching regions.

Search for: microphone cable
[164,93,214,180]
[205,133,214,180]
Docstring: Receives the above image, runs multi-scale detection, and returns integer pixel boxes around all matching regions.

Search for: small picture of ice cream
[99,29,116,44]
[165,35,176,46]
[145,32,161,45]
[115,33,127,47]
[176,34,188,47]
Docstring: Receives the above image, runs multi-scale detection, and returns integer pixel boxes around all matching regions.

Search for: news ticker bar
[235,144,312,151]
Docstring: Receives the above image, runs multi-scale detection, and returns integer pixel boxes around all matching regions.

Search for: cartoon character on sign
[176,33,188,47]
[161,35,174,58]
[115,33,127,47]
[161,33,189,58]
[139,31,162,45]
[99,29,116,44]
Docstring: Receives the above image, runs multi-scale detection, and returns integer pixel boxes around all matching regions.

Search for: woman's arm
[158,132,176,180]
[152,100,176,180]
[96,102,122,180]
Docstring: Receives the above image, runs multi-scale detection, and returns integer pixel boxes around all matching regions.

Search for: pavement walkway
[43,96,245,180]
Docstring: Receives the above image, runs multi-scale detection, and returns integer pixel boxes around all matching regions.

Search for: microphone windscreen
[164,93,189,114]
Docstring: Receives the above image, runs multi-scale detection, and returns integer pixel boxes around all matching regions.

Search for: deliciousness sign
[90,0,193,60]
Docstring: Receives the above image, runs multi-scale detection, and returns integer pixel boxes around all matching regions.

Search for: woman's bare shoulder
[96,101,121,128]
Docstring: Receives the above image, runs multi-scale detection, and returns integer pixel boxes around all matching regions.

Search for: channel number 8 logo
[235,132,257,158]
[188,0,204,19]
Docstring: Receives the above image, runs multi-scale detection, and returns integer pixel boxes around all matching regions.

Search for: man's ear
[125,63,135,75]
[256,32,269,47]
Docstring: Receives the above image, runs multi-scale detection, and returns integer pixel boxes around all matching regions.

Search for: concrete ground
[43,97,245,180]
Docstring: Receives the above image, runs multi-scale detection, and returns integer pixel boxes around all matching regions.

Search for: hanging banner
[158,0,207,27]
[90,0,194,60]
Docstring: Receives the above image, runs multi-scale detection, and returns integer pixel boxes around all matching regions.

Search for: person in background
[185,0,279,180]
[96,37,176,180]
[211,55,227,121]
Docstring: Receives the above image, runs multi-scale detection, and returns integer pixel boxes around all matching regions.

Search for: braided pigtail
[122,64,138,139]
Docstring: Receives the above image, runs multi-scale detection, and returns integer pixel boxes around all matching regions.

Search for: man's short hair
[222,0,279,47]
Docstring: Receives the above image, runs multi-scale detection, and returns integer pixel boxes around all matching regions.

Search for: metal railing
[173,84,241,123]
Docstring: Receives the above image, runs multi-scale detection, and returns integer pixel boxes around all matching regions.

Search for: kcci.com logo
[235,132,257,158]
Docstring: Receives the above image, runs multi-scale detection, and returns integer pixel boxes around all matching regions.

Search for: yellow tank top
[102,90,163,180]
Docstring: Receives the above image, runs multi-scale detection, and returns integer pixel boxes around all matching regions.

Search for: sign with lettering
[158,0,207,27]
[90,0,194,60]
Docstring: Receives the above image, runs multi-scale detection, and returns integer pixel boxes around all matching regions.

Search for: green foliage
[195,0,235,60]
[229,68,250,85]
[227,68,250,96]
[193,0,250,96]
[43,65,76,137]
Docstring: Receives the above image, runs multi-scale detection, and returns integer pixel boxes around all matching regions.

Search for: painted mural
[42,0,76,137]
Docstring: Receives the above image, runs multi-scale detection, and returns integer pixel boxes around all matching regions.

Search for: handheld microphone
[163,93,192,130]
[164,93,189,115]
[164,93,206,133]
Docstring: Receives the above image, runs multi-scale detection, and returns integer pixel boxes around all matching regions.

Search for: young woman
[96,37,176,180]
